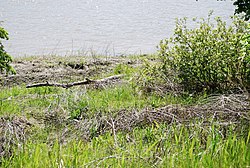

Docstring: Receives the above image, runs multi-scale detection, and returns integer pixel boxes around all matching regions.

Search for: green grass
[0,86,62,116]
[1,56,249,167]
[1,124,249,167]
[0,79,199,118]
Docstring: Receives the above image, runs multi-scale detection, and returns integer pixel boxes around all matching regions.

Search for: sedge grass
[1,124,249,167]
[0,81,198,118]
[0,57,249,167]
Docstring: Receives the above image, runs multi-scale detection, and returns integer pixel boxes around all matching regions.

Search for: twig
[105,118,118,148]
[84,155,120,167]
[26,74,124,89]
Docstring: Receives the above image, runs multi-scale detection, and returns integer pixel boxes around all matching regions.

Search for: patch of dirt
[0,56,142,87]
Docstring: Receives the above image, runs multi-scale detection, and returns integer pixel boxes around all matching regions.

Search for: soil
[0,55,142,87]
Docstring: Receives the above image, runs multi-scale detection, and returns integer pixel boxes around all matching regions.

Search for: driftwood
[26,74,124,89]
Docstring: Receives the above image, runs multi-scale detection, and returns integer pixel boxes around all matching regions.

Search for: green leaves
[0,26,15,75]
[159,15,249,93]
[0,27,9,40]
[233,0,250,21]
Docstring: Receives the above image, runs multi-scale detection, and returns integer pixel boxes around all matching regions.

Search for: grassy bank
[1,125,249,168]
[0,55,249,167]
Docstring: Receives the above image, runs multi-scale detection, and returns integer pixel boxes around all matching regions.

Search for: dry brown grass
[0,116,32,158]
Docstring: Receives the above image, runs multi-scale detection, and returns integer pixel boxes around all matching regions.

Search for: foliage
[196,0,250,21]
[157,15,250,93]
[234,0,250,21]
[0,26,15,75]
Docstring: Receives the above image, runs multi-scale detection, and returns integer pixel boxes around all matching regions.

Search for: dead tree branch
[26,74,124,89]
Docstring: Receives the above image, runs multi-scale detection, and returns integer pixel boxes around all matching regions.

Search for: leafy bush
[0,26,15,75]
[234,0,250,21]
[157,15,250,93]
[135,60,174,95]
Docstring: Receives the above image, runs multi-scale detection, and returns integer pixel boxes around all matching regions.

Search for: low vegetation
[0,26,15,75]
[138,14,250,94]
[0,15,249,167]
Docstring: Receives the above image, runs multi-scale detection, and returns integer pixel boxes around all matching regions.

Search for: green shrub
[0,26,15,75]
[234,0,250,21]
[158,15,250,93]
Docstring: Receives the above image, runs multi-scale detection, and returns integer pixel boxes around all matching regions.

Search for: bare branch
[26,74,124,89]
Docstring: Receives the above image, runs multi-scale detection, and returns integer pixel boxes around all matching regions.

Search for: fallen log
[26,74,124,89]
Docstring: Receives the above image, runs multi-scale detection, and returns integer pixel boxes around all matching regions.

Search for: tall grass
[0,82,198,118]
[1,124,249,167]
[1,56,249,167]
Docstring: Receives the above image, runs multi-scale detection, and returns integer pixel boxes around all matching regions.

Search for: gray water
[1,0,235,57]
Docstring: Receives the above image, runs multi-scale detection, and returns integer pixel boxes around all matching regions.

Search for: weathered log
[26,74,124,89]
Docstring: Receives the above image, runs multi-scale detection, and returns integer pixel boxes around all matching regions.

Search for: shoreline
[0,54,148,87]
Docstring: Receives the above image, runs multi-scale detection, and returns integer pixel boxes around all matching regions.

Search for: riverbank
[0,55,249,167]
[0,55,146,87]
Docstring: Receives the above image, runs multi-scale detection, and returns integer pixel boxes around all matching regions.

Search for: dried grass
[0,116,32,158]
[1,93,249,158]
[58,93,249,142]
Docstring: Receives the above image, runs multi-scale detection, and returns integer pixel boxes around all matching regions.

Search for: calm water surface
[1,0,235,57]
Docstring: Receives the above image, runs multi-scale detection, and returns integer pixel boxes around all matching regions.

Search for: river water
[1,0,235,57]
